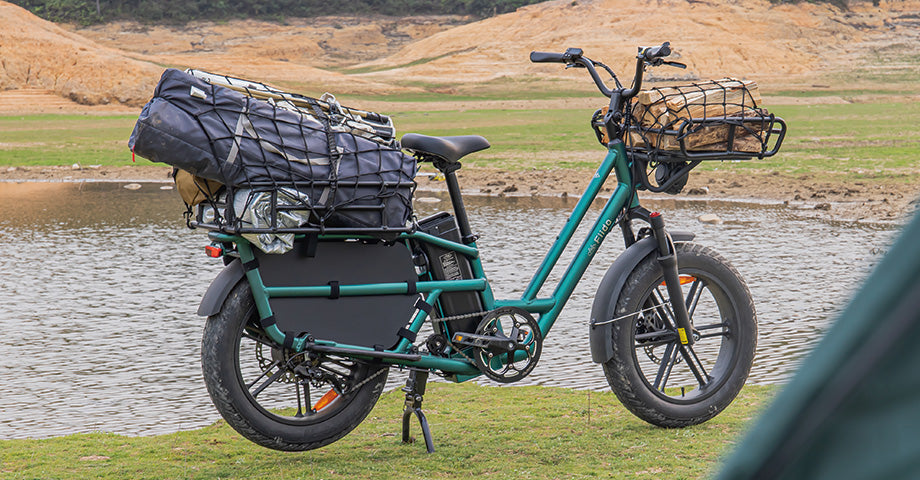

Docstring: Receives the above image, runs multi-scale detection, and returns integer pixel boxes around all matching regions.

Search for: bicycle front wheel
[603,242,756,427]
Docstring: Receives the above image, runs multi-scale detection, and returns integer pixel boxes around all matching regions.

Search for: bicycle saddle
[401,133,490,163]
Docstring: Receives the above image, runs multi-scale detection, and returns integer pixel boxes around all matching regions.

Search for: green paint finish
[400,231,480,258]
[264,279,486,298]
[225,140,637,374]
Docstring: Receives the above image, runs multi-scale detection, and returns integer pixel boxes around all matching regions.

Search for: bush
[9,0,546,24]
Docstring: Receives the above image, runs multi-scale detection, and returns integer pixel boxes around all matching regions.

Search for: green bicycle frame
[217,140,637,380]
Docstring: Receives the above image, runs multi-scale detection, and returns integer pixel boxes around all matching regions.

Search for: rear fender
[197,259,245,317]
[589,231,695,364]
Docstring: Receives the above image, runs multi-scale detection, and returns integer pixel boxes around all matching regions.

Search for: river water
[0,182,899,439]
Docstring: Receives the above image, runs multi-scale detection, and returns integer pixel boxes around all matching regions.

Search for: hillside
[353,0,919,85]
[1,0,920,109]
[0,1,162,105]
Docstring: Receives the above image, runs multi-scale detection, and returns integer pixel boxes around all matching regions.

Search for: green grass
[2,100,918,184]
[696,102,920,181]
[0,114,150,167]
[392,101,920,181]
[391,108,602,169]
[0,383,775,480]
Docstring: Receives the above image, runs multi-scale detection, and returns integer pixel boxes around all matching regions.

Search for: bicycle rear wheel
[603,242,756,427]
[201,281,389,451]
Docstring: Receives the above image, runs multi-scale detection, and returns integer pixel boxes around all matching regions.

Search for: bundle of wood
[629,78,769,153]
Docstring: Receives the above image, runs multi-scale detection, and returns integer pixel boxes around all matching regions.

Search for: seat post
[442,168,475,244]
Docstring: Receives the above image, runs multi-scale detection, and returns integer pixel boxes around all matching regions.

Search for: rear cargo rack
[192,182,416,236]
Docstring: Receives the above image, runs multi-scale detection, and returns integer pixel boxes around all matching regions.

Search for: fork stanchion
[649,212,694,346]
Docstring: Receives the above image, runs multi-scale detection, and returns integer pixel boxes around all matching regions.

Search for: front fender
[589,231,695,364]
[197,258,245,317]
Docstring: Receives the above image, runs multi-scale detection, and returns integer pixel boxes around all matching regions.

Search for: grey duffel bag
[129,68,416,230]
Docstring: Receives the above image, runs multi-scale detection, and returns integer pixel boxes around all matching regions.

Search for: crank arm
[451,332,517,353]
[649,212,695,346]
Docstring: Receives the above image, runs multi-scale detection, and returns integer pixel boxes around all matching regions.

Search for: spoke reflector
[660,275,697,286]
[313,390,339,412]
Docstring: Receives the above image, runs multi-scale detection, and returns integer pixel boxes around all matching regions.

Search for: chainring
[471,307,543,383]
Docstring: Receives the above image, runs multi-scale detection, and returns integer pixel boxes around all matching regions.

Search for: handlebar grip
[530,51,567,63]
[641,42,672,61]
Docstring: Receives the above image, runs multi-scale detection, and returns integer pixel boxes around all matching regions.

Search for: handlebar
[529,42,674,143]
[640,42,671,63]
[530,47,614,97]
[529,42,672,101]
[529,51,569,63]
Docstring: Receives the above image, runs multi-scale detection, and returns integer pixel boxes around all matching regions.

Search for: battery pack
[416,212,483,334]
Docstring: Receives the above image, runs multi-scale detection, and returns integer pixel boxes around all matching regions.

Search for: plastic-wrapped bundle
[129,68,416,231]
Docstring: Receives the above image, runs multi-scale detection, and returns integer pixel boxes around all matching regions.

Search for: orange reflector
[204,245,222,258]
[660,275,697,287]
[313,390,339,412]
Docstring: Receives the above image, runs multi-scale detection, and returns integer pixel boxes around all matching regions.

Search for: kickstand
[401,368,435,453]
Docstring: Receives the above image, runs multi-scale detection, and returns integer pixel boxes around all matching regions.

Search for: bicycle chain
[281,349,389,395]
[297,310,492,390]
[432,310,489,324]
[347,364,388,393]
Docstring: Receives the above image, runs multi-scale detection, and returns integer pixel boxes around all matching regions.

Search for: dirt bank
[1,164,914,223]
[5,0,920,108]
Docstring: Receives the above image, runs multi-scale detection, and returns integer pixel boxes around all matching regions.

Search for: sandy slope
[0,2,163,105]
[3,0,920,108]
[352,0,918,86]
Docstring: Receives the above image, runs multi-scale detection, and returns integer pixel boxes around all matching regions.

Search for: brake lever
[663,61,687,69]
[565,63,585,69]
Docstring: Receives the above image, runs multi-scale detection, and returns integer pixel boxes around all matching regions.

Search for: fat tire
[201,281,389,451]
[603,242,756,427]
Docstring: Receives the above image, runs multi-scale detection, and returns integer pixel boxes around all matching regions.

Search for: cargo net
[624,78,782,162]
[187,69,398,147]
[132,70,420,253]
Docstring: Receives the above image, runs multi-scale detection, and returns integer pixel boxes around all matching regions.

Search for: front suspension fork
[649,212,694,346]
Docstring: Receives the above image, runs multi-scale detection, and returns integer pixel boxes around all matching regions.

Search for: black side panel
[254,240,417,349]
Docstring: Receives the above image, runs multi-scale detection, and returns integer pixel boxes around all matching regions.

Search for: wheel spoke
[295,381,304,417]
[246,360,281,390]
[679,345,711,388]
[698,332,728,340]
[685,279,704,318]
[695,322,728,331]
[652,342,674,390]
[650,287,677,328]
[250,365,290,399]
[635,331,677,344]
[301,382,313,416]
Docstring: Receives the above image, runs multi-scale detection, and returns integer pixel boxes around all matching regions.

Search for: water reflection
[0,183,898,439]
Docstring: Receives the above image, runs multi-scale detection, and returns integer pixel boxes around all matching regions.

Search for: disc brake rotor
[255,343,298,383]
[635,304,682,365]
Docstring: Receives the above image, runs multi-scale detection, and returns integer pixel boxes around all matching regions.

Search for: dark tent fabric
[717,207,920,480]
